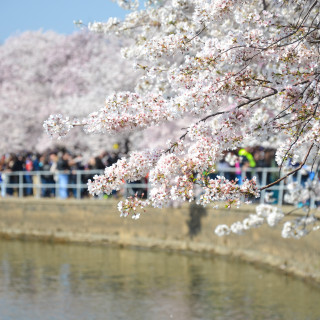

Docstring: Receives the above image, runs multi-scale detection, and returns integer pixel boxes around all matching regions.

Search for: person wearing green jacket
[238,148,256,181]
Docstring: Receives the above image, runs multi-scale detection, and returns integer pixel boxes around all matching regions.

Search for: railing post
[297,170,302,185]
[277,174,285,206]
[1,173,7,198]
[241,169,245,184]
[19,172,23,198]
[260,168,268,204]
[55,172,59,199]
[36,172,40,198]
[76,171,81,199]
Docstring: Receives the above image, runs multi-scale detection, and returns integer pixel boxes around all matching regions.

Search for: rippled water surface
[0,240,320,320]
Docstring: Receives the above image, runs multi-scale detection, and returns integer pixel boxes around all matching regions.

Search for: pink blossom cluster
[43,114,74,139]
[282,215,319,239]
[256,204,284,227]
[83,92,172,135]
[198,176,259,208]
[117,195,148,219]
[88,150,162,196]
[215,204,284,237]
[215,213,264,236]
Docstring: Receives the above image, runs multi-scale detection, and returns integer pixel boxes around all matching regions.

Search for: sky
[0,0,127,43]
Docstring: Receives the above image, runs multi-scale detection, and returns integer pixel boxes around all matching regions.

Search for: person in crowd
[24,155,33,196]
[218,153,234,181]
[49,152,58,197]
[238,148,256,180]
[39,155,55,197]
[106,152,120,167]
[234,155,242,184]
[68,154,84,198]
[253,148,267,185]
[57,151,70,199]
[7,154,24,196]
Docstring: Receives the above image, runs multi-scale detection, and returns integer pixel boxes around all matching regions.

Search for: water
[0,240,319,320]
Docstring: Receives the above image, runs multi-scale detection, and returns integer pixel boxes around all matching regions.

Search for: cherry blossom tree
[0,30,138,154]
[44,0,320,237]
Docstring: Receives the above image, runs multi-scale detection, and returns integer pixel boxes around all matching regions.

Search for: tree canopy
[44,0,320,237]
[0,30,137,154]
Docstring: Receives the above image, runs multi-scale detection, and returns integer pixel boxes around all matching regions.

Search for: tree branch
[260,143,314,191]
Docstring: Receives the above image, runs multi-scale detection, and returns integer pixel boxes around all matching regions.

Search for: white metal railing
[0,170,149,200]
[0,168,316,206]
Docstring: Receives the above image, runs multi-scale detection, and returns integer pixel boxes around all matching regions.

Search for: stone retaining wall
[0,198,319,283]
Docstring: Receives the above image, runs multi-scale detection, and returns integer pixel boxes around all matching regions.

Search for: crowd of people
[1,146,311,202]
[0,149,122,199]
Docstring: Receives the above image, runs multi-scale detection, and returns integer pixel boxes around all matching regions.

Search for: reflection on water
[0,240,319,320]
